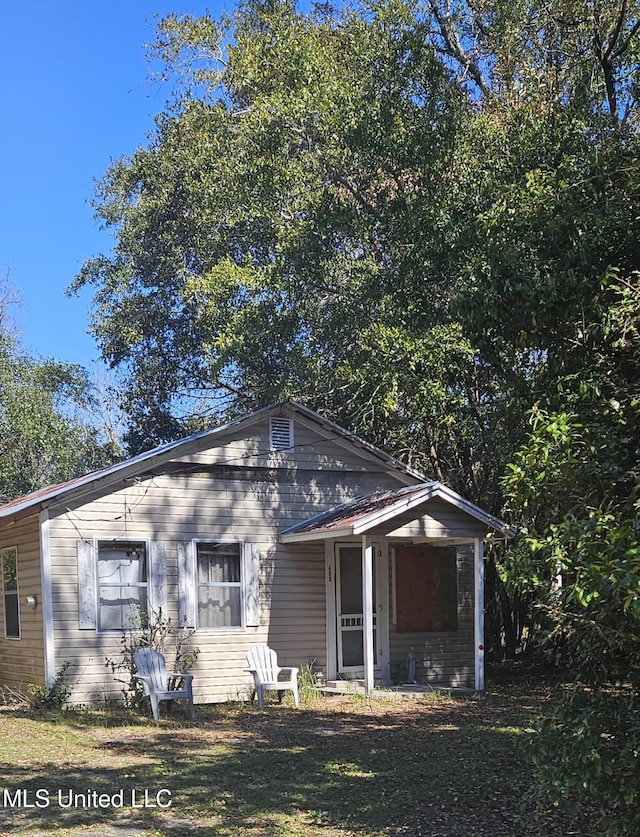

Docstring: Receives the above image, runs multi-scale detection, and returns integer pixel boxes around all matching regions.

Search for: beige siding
[0,515,46,691]
[387,500,488,540]
[45,417,408,704]
[180,415,403,474]
[0,414,485,704]
[388,544,475,689]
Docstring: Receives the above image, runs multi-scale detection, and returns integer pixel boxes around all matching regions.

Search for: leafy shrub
[105,608,199,708]
[532,685,640,835]
[27,662,73,711]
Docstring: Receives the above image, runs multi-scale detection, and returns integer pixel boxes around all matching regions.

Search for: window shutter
[148,541,168,619]
[77,539,96,630]
[269,417,293,451]
[243,542,260,627]
[177,541,196,628]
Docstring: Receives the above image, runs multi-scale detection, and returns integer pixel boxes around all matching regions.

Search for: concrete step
[321,680,366,694]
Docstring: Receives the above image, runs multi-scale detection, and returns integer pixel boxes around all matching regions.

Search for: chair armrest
[278,667,299,678]
[132,674,152,695]
[132,674,152,685]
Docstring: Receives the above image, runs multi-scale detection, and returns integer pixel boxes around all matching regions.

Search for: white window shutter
[243,542,260,627]
[148,541,168,619]
[77,539,96,630]
[177,541,196,628]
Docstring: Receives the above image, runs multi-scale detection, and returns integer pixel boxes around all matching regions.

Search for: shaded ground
[0,684,593,836]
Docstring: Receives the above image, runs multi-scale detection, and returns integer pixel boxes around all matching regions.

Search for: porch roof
[280,481,515,543]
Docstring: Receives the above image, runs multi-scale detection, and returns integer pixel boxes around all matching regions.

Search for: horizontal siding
[388,499,488,539]
[65,542,329,705]
[388,545,475,689]
[50,481,480,701]
[0,515,46,691]
[178,415,408,474]
[49,472,402,535]
[2,412,483,703]
[47,470,352,705]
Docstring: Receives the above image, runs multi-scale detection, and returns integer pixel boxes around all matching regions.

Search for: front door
[335,544,383,677]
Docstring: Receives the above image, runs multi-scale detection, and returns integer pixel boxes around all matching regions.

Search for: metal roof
[281,481,515,542]
[0,401,425,522]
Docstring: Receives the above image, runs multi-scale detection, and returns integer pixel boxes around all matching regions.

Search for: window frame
[95,538,150,633]
[194,539,245,632]
[2,546,20,640]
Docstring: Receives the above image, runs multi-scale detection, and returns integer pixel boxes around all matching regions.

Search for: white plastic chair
[132,648,195,721]
[246,644,299,708]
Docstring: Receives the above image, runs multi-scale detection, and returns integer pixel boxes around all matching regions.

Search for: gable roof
[281,481,515,542]
[0,401,425,523]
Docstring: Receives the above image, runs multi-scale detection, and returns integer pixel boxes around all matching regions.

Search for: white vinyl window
[97,541,148,631]
[196,542,243,629]
[2,546,20,639]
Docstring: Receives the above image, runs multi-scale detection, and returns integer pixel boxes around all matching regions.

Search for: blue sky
[0,0,222,368]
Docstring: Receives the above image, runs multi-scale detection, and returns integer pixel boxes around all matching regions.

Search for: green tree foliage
[72,0,640,822]
[502,273,640,831]
[0,287,121,502]
[73,0,640,479]
[74,0,640,643]
[430,0,640,674]
[73,0,518,500]
[428,0,640,123]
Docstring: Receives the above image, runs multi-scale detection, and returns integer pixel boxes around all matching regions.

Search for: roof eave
[280,482,517,543]
[280,527,355,544]
[350,485,439,534]
[285,401,426,482]
[0,400,425,524]
[434,484,517,538]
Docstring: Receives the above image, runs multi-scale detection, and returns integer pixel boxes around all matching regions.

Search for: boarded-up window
[395,545,458,632]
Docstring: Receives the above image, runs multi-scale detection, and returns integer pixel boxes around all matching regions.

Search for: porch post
[362,535,375,696]
[474,538,485,691]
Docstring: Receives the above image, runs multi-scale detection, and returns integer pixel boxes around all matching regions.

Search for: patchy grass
[0,685,593,836]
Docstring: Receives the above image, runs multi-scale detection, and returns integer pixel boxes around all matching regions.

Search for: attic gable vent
[269,417,294,452]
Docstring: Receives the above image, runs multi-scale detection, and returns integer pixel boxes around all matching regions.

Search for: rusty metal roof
[283,484,434,534]
[281,482,515,541]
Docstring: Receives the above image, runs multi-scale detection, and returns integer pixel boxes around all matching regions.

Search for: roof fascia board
[434,484,516,537]
[285,403,424,484]
[280,483,515,543]
[0,400,430,524]
[281,528,353,544]
[0,403,290,522]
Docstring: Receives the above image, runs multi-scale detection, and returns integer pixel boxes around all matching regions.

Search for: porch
[320,680,476,698]
[281,482,514,695]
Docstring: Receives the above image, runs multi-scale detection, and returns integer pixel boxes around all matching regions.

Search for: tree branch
[427,0,492,99]
[592,0,619,120]
[604,0,628,60]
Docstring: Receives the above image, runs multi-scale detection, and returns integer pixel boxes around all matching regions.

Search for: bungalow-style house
[0,402,513,704]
